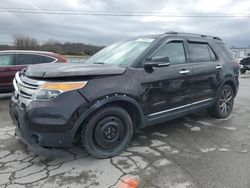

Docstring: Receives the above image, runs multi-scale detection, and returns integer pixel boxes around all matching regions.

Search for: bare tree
[9,35,102,55]
[41,39,62,53]
[13,35,39,50]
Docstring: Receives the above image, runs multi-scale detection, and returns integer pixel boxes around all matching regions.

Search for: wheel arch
[72,95,145,141]
[220,78,237,97]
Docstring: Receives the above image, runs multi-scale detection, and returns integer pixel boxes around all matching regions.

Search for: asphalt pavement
[0,73,250,188]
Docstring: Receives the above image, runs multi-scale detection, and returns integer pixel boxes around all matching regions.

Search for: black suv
[9,32,239,158]
[239,57,250,74]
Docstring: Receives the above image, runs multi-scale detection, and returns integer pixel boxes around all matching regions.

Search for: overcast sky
[0,0,250,47]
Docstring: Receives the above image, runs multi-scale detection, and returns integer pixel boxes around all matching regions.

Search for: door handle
[179,70,190,74]
[216,65,222,69]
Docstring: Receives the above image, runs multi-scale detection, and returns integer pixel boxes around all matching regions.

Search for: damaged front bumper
[9,90,89,149]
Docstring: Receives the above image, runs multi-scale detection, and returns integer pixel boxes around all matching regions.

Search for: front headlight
[35,81,88,100]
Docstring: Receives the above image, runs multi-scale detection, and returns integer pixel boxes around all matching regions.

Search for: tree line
[0,36,104,56]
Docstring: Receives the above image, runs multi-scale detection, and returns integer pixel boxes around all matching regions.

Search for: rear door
[0,53,16,91]
[187,40,223,103]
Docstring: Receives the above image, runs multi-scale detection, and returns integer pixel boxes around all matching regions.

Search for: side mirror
[144,56,170,71]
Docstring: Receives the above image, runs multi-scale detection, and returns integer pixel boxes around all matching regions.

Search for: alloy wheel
[219,88,233,115]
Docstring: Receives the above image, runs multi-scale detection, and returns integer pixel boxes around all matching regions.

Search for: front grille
[14,72,43,106]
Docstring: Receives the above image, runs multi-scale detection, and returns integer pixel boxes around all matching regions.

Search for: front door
[141,39,193,116]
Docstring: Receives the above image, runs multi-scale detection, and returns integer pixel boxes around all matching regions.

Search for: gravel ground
[0,73,250,188]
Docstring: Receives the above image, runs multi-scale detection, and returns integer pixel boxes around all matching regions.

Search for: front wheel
[82,106,133,158]
[210,85,234,118]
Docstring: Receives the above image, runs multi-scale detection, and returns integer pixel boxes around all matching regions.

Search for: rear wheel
[240,69,246,74]
[210,85,234,118]
[82,106,133,158]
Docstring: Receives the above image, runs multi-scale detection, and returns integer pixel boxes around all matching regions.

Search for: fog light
[30,134,40,144]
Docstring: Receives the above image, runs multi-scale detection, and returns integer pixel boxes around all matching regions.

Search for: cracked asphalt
[1,74,250,188]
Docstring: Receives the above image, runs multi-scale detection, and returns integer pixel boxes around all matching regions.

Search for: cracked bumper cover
[9,91,89,148]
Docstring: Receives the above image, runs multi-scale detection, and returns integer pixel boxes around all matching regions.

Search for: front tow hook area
[30,134,41,145]
[15,129,74,157]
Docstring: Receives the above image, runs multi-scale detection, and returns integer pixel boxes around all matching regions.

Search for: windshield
[84,38,155,67]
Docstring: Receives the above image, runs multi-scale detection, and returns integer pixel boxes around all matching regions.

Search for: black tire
[240,69,246,74]
[81,106,133,158]
[210,85,234,118]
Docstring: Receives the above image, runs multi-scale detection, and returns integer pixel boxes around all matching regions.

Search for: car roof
[0,50,62,59]
[161,31,223,42]
[132,32,223,44]
[0,50,56,55]
[0,50,55,53]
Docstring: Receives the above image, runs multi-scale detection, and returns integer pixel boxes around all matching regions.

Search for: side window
[217,43,235,60]
[0,54,14,66]
[208,46,216,61]
[188,42,216,62]
[16,54,41,65]
[152,41,186,64]
[39,55,55,63]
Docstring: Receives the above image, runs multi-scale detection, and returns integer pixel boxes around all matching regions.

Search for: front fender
[70,95,145,137]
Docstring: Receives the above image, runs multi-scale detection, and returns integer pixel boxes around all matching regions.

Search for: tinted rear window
[188,42,216,62]
[16,54,41,65]
[39,55,55,63]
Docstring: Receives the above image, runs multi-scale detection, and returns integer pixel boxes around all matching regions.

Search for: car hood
[24,63,126,78]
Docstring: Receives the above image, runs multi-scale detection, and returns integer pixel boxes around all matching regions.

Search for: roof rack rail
[164,31,222,41]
